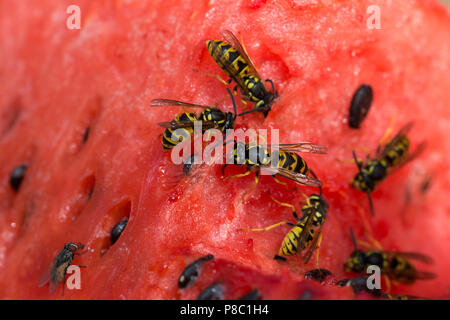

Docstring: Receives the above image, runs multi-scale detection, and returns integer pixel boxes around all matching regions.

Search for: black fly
[38,242,86,294]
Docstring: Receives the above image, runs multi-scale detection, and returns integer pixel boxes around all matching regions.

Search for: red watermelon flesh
[0,0,449,299]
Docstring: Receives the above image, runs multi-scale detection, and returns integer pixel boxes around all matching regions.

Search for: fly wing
[221,30,261,78]
[49,261,70,294]
[37,260,55,288]
[150,99,212,109]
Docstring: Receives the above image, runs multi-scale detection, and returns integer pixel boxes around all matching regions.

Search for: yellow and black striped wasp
[351,122,426,215]
[222,141,327,196]
[238,187,329,264]
[151,88,237,150]
[206,30,277,117]
[344,228,436,286]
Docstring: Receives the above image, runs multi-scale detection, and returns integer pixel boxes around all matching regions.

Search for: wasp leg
[274,255,287,261]
[62,273,67,296]
[272,175,289,188]
[221,164,228,176]
[384,274,392,293]
[237,221,296,232]
[241,99,249,110]
[223,169,251,181]
[269,194,299,220]
[242,171,259,200]
[202,72,232,86]
[356,236,383,251]
[315,233,324,268]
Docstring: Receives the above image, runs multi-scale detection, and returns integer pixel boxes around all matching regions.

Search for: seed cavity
[96,199,132,255]
[1,98,21,136]
[82,175,96,201]
[178,254,214,289]
[10,164,27,191]
[83,127,90,144]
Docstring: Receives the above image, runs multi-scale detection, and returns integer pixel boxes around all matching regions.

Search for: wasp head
[345,250,366,273]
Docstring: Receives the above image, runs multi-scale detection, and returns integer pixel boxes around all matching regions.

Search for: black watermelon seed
[304,268,332,283]
[349,84,373,129]
[9,164,27,191]
[178,254,214,289]
[239,289,262,300]
[197,282,224,300]
[83,127,90,144]
[110,217,129,245]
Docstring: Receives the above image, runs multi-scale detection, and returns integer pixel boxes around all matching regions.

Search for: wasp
[206,30,277,117]
[151,88,237,150]
[351,122,426,215]
[38,242,86,294]
[344,228,436,286]
[222,141,327,196]
[238,188,328,264]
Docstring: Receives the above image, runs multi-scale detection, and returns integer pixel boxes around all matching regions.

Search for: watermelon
[0,0,449,299]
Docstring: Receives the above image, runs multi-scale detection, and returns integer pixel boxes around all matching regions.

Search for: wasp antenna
[227,88,238,120]
[238,107,266,117]
[309,170,323,195]
[352,151,363,171]
[265,79,277,98]
[350,227,358,252]
[367,192,375,216]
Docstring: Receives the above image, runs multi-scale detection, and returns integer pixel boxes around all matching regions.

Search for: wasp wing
[302,223,324,264]
[385,251,434,265]
[221,29,261,78]
[415,271,437,281]
[151,99,212,109]
[262,166,323,187]
[266,143,328,155]
[157,119,217,130]
[296,207,317,253]
[384,142,427,177]
[377,122,414,159]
